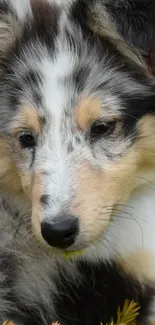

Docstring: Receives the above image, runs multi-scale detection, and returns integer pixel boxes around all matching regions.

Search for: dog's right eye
[90,120,116,141]
[19,132,36,148]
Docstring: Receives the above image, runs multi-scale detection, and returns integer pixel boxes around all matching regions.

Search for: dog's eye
[19,132,36,148]
[90,121,116,140]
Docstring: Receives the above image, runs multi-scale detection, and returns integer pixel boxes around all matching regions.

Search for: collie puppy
[0,0,155,324]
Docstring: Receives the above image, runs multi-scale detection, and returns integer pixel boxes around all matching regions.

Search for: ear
[0,11,21,59]
[82,1,147,74]
[0,0,31,64]
[87,0,155,74]
[146,45,155,75]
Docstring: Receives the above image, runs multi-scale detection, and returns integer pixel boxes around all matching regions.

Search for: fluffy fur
[0,0,155,324]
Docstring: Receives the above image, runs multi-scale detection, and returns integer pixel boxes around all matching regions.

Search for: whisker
[107,222,135,235]
[98,207,148,223]
[136,176,155,191]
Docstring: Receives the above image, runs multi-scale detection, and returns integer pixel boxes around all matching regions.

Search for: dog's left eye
[90,120,116,140]
[19,132,36,148]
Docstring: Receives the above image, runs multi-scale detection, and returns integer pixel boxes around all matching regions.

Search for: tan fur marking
[0,137,22,194]
[11,105,44,135]
[119,251,155,283]
[20,171,32,196]
[31,173,45,244]
[71,148,138,244]
[136,115,155,165]
[69,115,155,253]
[0,137,32,196]
[0,135,46,243]
[75,97,102,130]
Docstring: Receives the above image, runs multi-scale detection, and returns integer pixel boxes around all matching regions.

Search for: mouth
[36,237,86,260]
[33,209,115,258]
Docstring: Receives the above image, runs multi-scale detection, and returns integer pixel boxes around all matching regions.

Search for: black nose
[41,217,79,249]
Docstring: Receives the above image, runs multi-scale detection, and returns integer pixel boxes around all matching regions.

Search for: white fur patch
[8,0,32,20]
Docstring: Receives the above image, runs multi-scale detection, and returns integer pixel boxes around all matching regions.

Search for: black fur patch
[0,1,9,14]
[40,194,51,206]
[0,252,18,320]
[53,261,155,325]
[67,142,74,153]
[71,0,155,58]
[30,0,61,51]
[70,0,92,34]
[23,70,43,87]
[104,0,155,54]
[121,92,155,138]
[23,70,43,106]
[8,81,23,109]
[5,260,154,325]
[72,66,90,92]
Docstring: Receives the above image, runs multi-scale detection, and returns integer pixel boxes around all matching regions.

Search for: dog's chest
[2,250,154,325]
[15,260,154,325]
[52,261,154,325]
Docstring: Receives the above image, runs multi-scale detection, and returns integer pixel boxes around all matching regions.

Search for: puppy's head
[0,0,155,254]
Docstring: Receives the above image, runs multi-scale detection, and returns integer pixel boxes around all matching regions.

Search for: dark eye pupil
[20,133,36,148]
[90,121,116,140]
[91,124,109,135]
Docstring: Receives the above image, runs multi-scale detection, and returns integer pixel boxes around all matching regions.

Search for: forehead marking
[11,105,45,134]
[31,0,60,40]
[75,97,102,130]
